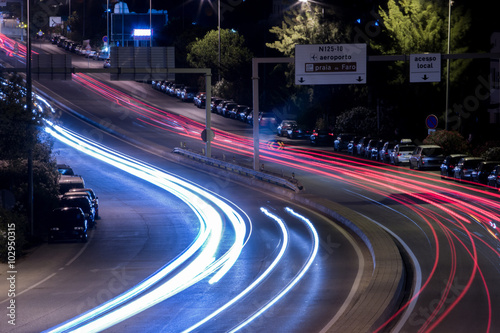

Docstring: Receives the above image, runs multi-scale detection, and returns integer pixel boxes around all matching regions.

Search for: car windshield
[399,146,415,152]
[60,197,90,210]
[52,210,84,228]
[422,147,443,156]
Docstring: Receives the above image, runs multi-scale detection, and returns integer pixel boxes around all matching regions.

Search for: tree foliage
[266,5,348,57]
[187,29,253,82]
[423,130,469,155]
[0,74,60,250]
[335,106,378,136]
[376,0,471,83]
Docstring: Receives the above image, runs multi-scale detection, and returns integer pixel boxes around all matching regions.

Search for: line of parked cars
[50,164,99,243]
[51,35,110,66]
[440,155,500,187]
[151,80,279,128]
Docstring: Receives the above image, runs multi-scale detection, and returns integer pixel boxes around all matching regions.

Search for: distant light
[133,29,152,37]
[356,18,361,24]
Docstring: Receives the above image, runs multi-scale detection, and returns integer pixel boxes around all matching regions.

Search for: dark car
[453,157,485,182]
[409,145,445,170]
[57,164,74,175]
[356,137,372,156]
[211,98,224,113]
[471,161,500,184]
[347,136,360,155]
[440,154,469,179]
[287,125,313,139]
[228,105,249,119]
[221,102,238,118]
[68,188,99,219]
[310,129,334,146]
[58,175,85,195]
[59,195,96,228]
[367,139,383,159]
[487,165,500,189]
[180,87,198,102]
[48,207,88,243]
[334,133,355,152]
[379,141,397,163]
[216,100,235,115]
[276,120,297,136]
[237,106,252,122]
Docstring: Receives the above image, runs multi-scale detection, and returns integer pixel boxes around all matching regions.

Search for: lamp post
[106,0,109,50]
[445,0,453,130]
[218,0,220,81]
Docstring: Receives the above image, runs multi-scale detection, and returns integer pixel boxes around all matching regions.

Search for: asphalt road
[1,39,500,332]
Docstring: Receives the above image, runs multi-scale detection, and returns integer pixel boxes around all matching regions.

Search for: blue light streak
[43,122,250,332]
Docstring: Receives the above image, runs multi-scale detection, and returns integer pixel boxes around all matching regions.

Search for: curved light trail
[43,121,252,332]
[33,58,500,331]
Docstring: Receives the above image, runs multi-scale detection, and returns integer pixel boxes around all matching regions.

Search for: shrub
[423,130,469,155]
[481,147,500,161]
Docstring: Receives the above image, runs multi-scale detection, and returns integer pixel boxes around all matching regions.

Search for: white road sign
[410,53,441,83]
[295,44,367,85]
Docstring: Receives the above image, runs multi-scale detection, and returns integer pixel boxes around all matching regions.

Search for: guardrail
[172,147,302,192]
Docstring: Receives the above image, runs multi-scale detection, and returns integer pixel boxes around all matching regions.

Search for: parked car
[334,133,355,152]
[276,120,297,136]
[180,87,198,102]
[487,165,500,189]
[58,175,85,195]
[347,137,360,155]
[453,157,485,182]
[59,195,96,228]
[229,105,250,120]
[216,100,234,115]
[221,102,238,117]
[390,144,416,165]
[194,92,206,107]
[211,98,224,113]
[379,141,397,163]
[438,154,467,179]
[471,161,500,184]
[68,188,99,219]
[57,164,74,175]
[310,129,334,146]
[259,112,278,128]
[356,137,373,156]
[237,106,252,121]
[287,125,313,139]
[48,207,88,243]
[366,139,383,159]
[409,145,445,170]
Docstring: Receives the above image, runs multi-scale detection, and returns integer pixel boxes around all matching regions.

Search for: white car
[390,144,416,165]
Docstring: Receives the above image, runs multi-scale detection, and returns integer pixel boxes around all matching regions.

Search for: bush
[423,130,469,155]
[481,147,500,161]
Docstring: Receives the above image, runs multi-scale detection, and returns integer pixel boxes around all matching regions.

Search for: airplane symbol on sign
[311,54,318,61]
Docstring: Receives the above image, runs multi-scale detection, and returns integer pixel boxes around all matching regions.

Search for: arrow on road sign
[298,77,305,83]
[356,76,363,82]
[422,75,429,80]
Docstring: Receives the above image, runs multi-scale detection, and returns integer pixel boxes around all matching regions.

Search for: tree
[265,4,353,126]
[335,106,379,137]
[376,0,471,84]
[187,29,253,83]
[187,29,253,103]
[0,74,60,254]
[266,5,348,57]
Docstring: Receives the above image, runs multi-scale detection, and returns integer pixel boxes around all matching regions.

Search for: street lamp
[445,0,453,130]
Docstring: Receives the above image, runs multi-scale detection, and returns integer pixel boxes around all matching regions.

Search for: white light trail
[228,207,319,332]
[43,122,250,332]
